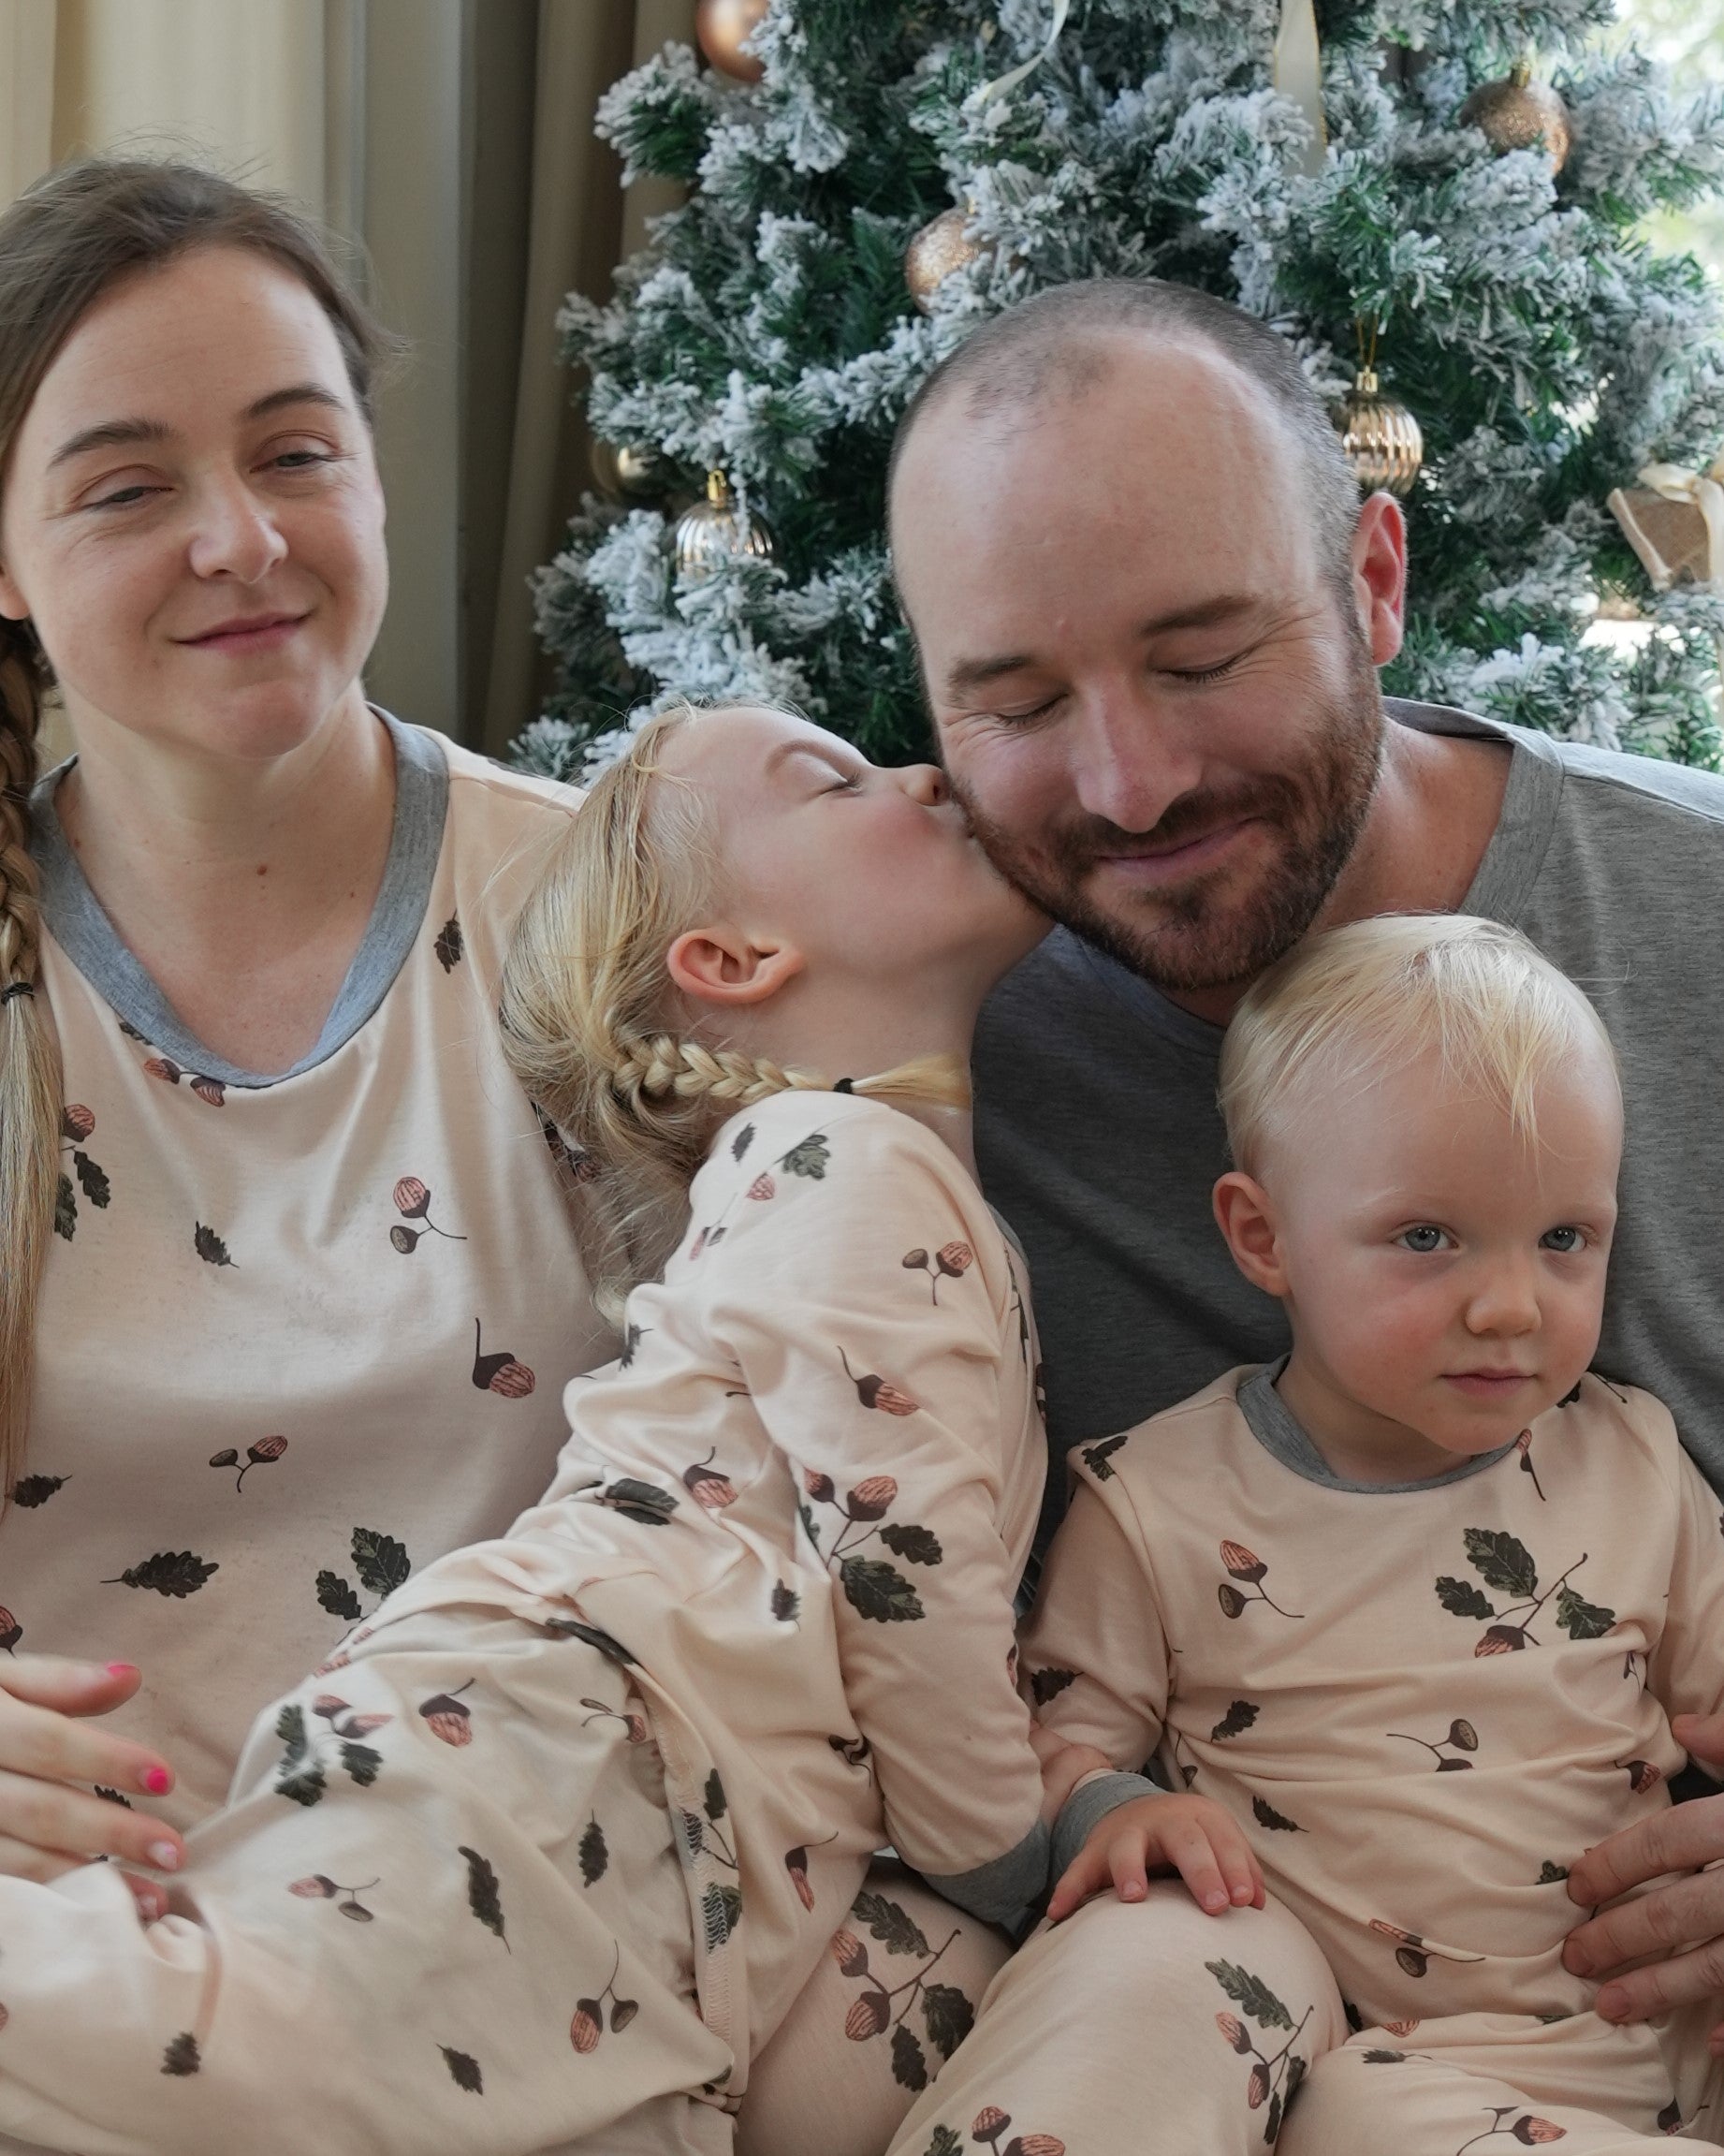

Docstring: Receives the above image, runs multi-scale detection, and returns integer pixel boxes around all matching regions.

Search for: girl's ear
[1212,1170,1288,1298]
[666,925,805,1009]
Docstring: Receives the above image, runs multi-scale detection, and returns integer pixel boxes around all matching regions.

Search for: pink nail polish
[147,1841,180,1872]
[142,1767,171,1797]
[105,1663,138,1679]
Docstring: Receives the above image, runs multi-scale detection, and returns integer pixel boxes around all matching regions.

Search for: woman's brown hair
[0,157,398,1494]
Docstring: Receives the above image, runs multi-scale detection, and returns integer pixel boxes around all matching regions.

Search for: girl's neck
[53,687,397,1074]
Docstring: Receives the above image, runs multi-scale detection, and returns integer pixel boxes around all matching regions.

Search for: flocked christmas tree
[514,0,1724,781]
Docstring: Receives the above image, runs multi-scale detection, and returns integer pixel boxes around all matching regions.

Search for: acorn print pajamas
[1013,1368,1724,2152]
[0,1094,1049,2155]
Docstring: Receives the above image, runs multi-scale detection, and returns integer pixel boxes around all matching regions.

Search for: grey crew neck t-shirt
[974,697,1724,1532]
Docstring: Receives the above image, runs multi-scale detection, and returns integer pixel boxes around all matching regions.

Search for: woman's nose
[185,477,289,584]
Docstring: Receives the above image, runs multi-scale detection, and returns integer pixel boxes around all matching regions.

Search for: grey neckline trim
[1043,698,1559,1058]
[1237,1359,1515,1494]
[29,709,449,1089]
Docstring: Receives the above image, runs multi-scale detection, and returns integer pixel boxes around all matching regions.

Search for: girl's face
[661,707,1048,997]
[0,244,387,768]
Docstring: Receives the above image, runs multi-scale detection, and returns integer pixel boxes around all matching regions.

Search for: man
[888,280,1724,2057]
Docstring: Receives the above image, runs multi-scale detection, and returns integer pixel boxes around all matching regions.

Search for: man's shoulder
[1392,698,1724,833]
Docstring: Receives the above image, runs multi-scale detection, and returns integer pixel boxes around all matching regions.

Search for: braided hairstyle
[500,703,969,1322]
[0,157,398,1492]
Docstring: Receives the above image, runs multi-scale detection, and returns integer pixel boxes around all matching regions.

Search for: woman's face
[0,243,387,767]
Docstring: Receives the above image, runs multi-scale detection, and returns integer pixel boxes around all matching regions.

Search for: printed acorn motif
[570,1945,636,2053]
[1216,1541,1304,1620]
[748,1173,775,1201]
[901,1239,976,1303]
[838,1348,918,1417]
[61,1105,95,1143]
[209,1435,287,1492]
[580,1696,649,1745]
[1620,1759,1663,1795]
[471,1319,535,1398]
[1387,1719,1479,1771]
[419,1679,476,1746]
[1367,1919,1486,1978]
[0,1607,21,1653]
[782,1830,838,1913]
[389,1177,467,1254]
[289,1872,377,1921]
[847,1475,899,1521]
[683,1448,738,1510]
[968,2110,1065,2156]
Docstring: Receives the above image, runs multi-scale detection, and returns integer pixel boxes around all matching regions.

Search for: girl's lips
[1444,1371,1533,1398]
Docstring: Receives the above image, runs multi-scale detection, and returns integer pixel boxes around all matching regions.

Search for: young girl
[1004,914,1724,2155]
[0,700,1145,2156]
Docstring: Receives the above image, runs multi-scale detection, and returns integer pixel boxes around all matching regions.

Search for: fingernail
[1204,1889,1227,1912]
[1595,1985,1629,2022]
[1233,1884,1254,1903]
[141,1767,171,1797]
[105,1663,138,1679]
[1563,1943,1588,1974]
[147,1841,180,1872]
[138,1885,167,1921]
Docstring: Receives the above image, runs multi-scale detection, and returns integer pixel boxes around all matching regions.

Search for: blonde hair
[500,701,970,1320]
[1218,914,1619,1175]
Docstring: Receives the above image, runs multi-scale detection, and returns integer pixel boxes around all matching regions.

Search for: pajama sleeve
[704,1101,1048,1930]
[1647,1397,1724,1737]
[1020,1457,1176,1864]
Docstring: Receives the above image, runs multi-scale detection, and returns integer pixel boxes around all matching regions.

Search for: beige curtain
[0,0,692,750]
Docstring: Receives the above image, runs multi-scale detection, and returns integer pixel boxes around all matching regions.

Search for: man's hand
[1562,1711,1724,2030]
[1047,1793,1264,1925]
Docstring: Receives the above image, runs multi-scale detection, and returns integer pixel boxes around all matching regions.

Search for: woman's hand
[0,1657,183,1904]
[1047,1793,1264,1925]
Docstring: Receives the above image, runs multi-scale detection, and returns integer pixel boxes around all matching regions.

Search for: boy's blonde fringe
[500,702,969,1322]
[1217,914,1618,1175]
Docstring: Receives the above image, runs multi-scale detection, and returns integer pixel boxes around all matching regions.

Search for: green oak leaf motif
[840,1556,925,1623]
[1555,1583,1616,1639]
[780,1134,829,1179]
[730,1123,754,1161]
[272,1704,327,1808]
[53,1173,77,1240]
[1251,1795,1304,1832]
[1081,1433,1128,1480]
[1211,1700,1260,1740]
[923,2132,962,2156]
[316,1571,364,1622]
[1538,1861,1571,1884]
[704,1770,727,1822]
[854,1890,929,1959]
[72,1151,110,1207]
[194,1222,236,1268]
[701,1880,741,1949]
[891,2022,928,2090]
[340,1741,382,1787]
[599,1478,679,1527]
[1030,1666,1076,1706]
[1435,1576,1497,1621]
[440,2046,483,2093]
[351,1529,411,1599]
[459,1845,508,1949]
[1206,1958,1294,2031]
[879,1521,942,1565]
[579,1817,608,1886]
[922,1982,974,2059]
[770,1581,800,1622]
[1463,1528,1538,1600]
[10,1474,67,1508]
[161,2032,201,2076]
[105,1550,218,1597]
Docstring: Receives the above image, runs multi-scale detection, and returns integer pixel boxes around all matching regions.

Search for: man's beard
[950,653,1384,998]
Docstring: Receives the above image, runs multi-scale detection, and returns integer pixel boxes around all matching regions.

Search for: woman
[0,155,612,1885]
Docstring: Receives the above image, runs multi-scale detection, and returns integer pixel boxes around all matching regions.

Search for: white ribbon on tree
[974,0,1071,107]
[1636,462,1724,591]
[1272,0,1328,177]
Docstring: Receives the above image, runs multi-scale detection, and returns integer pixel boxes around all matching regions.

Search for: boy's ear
[666,925,805,1009]
[1213,1170,1288,1298]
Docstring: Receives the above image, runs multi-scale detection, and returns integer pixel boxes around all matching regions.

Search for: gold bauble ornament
[591,438,673,504]
[1336,367,1424,499]
[905,207,983,315]
[673,471,776,580]
[695,0,767,82]
[1458,59,1571,173]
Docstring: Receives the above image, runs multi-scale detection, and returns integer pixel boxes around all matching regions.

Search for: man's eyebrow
[940,594,1267,704]
[48,383,349,472]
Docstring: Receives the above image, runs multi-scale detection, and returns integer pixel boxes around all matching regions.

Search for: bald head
[887,278,1360,596]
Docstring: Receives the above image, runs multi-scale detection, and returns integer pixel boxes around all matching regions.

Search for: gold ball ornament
[1336,368,1424,499]
[674,471,776,580]
[905,208,983,315]
[590,438,674,504]
[1458,60,1571,173]
[696,0,767,83]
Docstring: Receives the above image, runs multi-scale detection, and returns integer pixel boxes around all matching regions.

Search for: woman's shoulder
[422,728,583,837]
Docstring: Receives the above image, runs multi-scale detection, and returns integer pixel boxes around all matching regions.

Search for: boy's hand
[1047,1793,1264,1926]
[1027,1723,1113,1823]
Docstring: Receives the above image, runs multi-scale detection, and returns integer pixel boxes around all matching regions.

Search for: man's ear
[1349,490,1407,667]
[666,925,805,1010]
[1213,1170,1289,1298]
[0,563,27,623]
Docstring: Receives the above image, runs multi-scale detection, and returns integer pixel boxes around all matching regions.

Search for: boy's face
[1219,1042,1622,1478]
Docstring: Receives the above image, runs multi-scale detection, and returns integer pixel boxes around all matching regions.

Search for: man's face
[891,336,1391,997]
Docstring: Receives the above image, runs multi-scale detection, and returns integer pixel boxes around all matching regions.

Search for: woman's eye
[88,483,160,510]
[1541,1225,1584,1253]
[1398,1225,1448,1254]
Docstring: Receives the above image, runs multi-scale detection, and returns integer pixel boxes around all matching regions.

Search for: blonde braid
[0,623,62,1497]
[500,702,972,1322]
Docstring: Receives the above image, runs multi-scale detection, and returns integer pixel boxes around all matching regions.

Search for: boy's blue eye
[1399,1225,1445,1254]
[1541,1225,1583,1253]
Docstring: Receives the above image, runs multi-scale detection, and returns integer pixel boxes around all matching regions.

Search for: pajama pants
[0,1606,735,2156]
[739,1881,1724,2155]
